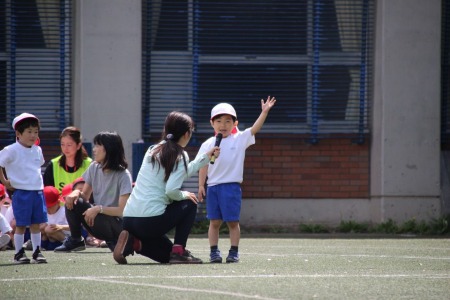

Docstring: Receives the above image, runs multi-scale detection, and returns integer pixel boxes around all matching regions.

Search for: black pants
[123,200,197,263]
[65,201,122,250]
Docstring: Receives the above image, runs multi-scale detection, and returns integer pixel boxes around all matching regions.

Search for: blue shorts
[206,183,241,222]
[12,190,48,227]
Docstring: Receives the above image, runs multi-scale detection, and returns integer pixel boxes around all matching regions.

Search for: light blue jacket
[123,143,209,217]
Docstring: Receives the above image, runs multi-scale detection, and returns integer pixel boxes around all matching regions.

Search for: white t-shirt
[0,212,12,234]
[47,205,70,235]
[196,128,255,186]
[0,142,45,190]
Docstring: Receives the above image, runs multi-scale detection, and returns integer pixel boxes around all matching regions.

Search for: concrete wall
[73,0,142,170]
[370,0,441,223]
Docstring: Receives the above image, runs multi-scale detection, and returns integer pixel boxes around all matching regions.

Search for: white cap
[12,112,39,130]
[210,103,237,120]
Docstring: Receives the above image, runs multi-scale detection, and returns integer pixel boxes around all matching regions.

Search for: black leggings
[65,201,123,250]
[123,200,197,263]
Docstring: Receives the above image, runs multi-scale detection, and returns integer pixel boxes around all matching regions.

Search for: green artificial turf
[0,237,449,299]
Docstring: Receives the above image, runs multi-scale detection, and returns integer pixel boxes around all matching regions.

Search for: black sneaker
[32,246,47,264]
[14,247,30,264]
[54,237,86,252]
[169,249,203,264]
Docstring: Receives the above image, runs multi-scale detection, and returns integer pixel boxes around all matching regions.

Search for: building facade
[0,0,446,226]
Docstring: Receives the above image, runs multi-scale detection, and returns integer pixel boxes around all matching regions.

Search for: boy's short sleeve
[195,137,215,160]
[0,146,13,167]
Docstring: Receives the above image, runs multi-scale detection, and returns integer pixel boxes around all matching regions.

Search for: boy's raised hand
[261,96,276,113]
[251,96,277,136]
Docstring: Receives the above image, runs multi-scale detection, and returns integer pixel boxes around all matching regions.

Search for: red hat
[0,184,5,197]
[72,177,85,190]
[44,186,61,208]
[61,183,73,199]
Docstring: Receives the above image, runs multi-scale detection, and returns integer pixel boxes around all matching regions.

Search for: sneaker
[113,230,131,264]
[32,246,47,264]
[0,234,11,250]
[23,239,33,251]
[226,250,239,263]
[54,237,86,252]
[14,248,30,264]
[210,249,222,263]
[113,230,142,264]
[169,249,203,264]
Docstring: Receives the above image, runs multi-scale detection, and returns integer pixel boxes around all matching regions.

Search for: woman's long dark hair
[93,132,128,171]
[150,111,194,182]
[58,126,89,169]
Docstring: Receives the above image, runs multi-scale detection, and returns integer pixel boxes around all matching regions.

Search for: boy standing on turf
[0,113,47,264]
[196,96,276,263]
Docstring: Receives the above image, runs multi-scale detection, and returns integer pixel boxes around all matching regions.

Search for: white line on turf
[1,273,450,282]
[85,277,282,300]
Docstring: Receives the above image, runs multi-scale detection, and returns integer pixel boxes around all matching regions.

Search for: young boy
[0,113,47,263]
[196,96,276,263]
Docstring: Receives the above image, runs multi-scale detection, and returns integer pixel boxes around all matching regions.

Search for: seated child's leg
[0,213,12,234]
[81,226,89,239]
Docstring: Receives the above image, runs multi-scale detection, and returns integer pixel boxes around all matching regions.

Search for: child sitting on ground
[0,184,13,250]
[41,186,70,250]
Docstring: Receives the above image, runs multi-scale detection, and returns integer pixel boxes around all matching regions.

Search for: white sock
[31,233,41,252]
[14,234,24,254]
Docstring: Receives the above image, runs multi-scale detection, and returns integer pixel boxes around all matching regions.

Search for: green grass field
[0,236,449,299]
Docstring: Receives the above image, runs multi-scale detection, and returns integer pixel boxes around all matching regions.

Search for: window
[142,0,374,143]
[0,0,73,140]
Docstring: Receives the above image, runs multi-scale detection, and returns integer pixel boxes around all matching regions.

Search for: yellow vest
[51,155,92,192]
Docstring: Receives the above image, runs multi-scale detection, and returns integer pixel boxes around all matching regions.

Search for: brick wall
[242,136,369,198]
[187,134,370,199]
